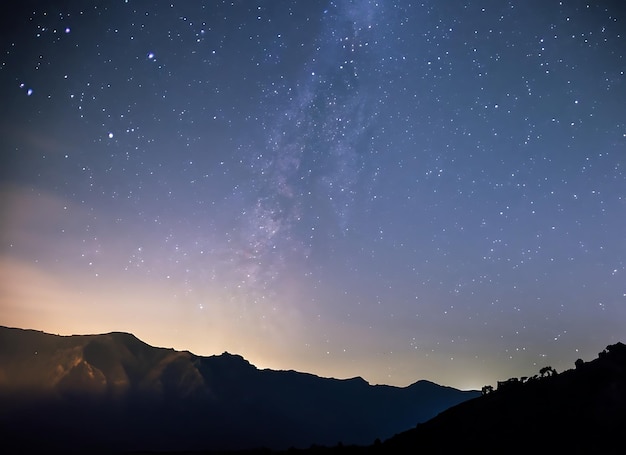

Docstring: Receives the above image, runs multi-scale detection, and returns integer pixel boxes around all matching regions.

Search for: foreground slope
[0,326,478,453]
[382,342,626,454]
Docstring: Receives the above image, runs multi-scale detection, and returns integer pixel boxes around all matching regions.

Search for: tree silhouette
[539,366,557,377]
[481,385,493,395]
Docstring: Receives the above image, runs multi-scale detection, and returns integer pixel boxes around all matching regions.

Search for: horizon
[0,323,614,391]
[1,1,625,391]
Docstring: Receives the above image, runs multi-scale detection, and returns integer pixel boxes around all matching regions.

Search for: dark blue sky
[1,0,625,389]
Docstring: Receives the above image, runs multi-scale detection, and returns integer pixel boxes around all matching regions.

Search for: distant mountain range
[0,326,478,453]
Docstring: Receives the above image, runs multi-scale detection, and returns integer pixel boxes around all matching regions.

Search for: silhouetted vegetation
[539,365,557,377]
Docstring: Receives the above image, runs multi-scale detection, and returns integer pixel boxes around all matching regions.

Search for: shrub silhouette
[539,366,557,377]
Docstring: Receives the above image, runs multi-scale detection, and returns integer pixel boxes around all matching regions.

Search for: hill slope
[0,326,478,453]
[382,342,626,454]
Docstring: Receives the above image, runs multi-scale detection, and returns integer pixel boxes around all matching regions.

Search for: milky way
[1,1,625,389]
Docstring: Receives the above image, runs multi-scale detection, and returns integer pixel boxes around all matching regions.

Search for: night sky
[1,1,625,390]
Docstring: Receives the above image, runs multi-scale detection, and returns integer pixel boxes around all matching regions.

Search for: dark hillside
[382,342,626,454]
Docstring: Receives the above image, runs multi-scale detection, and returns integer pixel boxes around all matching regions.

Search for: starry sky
[1,0,625,390]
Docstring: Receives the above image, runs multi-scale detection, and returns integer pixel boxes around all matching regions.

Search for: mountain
[381,342,626,454]
[0,326,478,453]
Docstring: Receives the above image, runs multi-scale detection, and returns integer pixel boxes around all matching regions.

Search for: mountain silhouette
[0,326,478,453]
[380,342,626,454]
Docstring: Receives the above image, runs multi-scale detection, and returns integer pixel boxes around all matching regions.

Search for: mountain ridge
[0,325,479,453]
